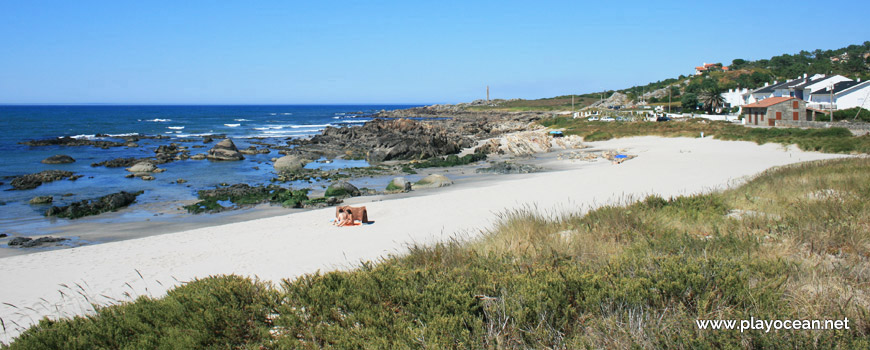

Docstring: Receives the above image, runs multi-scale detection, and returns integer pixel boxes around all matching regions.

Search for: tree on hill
[681,93,699,111]
[699,86,725,113]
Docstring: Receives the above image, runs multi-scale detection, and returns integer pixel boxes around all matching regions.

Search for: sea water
[0,105,419,235]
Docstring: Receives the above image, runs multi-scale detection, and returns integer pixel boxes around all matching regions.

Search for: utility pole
[572,95,575,112]
[486,86,490,102]
[668,87,671,114]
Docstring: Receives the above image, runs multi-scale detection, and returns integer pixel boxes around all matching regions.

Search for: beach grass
[4,158,869,349]
[540,116,870,154]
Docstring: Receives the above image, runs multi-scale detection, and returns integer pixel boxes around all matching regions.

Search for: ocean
[0,105,419,236]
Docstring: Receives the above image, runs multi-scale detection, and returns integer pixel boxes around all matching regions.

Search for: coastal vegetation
[6,157,869,349]
[539,116,870,154]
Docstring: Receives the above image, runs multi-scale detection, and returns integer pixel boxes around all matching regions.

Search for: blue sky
[1,1,867,104]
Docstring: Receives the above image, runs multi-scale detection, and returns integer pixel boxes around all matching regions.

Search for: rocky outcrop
[45,191,143,219]
[325,181,361,197]
[287,110,543,163]
[413,174,453,189]
[29,196,54,204]
[207,139,245,161]
[274,155,309,173]
[11,170,75,190]
[41,155,75,164]
[8,236,68,248]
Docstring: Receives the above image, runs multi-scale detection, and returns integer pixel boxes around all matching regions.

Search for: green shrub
[583,130,614,141]
[7,275,276,350]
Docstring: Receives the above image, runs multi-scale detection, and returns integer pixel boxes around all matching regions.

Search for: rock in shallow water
[29,196,53,204]
[11,170,75,190]
[274,155,309,173]
[41,154,75,164]
[45,191,143,219]
[8,236,68,248]
[126,162,157,173]
[207,138,245,161]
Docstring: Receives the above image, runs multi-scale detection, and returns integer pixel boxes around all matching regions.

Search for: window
[793,101,799,109]
[793,111,799,120]
[776,111,782,120]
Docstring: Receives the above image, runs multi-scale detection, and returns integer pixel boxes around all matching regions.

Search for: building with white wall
[808,80,869,110]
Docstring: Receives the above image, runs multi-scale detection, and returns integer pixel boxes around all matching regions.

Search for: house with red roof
[743,97,807,126]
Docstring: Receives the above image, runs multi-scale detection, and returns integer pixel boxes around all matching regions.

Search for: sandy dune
[0,136,844,341]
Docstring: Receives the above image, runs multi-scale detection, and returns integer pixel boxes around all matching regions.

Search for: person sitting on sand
[340,210,354,227]
[334,209,347,226]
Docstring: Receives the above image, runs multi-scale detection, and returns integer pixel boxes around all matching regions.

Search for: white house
[793,75,852,100]
[808,80,870,110]
[722,87,750,107]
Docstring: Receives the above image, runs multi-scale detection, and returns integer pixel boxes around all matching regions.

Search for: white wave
[249,131,319,138]
[106,133,140,137]
[333,116,340,119]
[145,118,172,122]
[174,131,182,133]
[234,118,251,121]
[338,119,370,124]
[174,133,217,137]
[269,113,277,116]
[167,126,185,130]
[281,113,292,115]
[335,112,346,116]
[224,123,241,127]
[253,126,284,131]
[68,134,95,139]
[288,124,331,129]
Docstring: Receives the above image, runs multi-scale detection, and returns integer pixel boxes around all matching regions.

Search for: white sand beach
[0,136,846,341]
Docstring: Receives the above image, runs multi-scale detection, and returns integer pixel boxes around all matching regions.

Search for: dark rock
[203,137,214,144]
[8,236,68,248]
[155,144,180,155]
[11,170,75,190]
[325,181,361,197]
[8,237,31,246]
[41,155,75,164]
[20,137,124,148]
[91,157,141,168]
[0,233,7,238]
[45,191,143,219]
[207,139,245,161]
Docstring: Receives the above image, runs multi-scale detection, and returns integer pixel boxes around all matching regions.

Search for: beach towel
[336,206,369,224]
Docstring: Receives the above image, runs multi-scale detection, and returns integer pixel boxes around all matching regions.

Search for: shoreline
[0,136,848,340]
